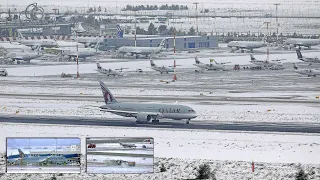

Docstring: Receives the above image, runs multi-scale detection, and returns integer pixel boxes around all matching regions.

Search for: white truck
[0,69,8,76]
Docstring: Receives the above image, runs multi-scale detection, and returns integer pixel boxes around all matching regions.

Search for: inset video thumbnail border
[86,137,154,174]
[6,137,81,173]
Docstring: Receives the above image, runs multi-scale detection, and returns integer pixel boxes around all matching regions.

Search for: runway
[1,115,319,134]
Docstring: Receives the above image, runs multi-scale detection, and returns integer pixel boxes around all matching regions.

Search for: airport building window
[184,43,186,48]
[184,38,186,41]
[207,36,209,40]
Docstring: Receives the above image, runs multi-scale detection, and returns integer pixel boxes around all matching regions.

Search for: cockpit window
[188,110,195,112]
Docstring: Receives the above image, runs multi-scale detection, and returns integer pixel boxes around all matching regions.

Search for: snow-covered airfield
[0,45,320,179]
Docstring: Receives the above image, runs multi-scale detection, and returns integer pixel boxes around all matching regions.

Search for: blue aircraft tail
[116,25,124,38]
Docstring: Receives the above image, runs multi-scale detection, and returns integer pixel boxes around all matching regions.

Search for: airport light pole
[193,2,199,35]
[173,30,177,81]
[264,22,271,62]
[133,9,138,47]
[76,31,80,78]
[274,3,280,42]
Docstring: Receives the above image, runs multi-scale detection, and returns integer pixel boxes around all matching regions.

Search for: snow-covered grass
[1,157,320,180]
[1,123,320,164]
[1,84,319,100]
[1,123,320,179]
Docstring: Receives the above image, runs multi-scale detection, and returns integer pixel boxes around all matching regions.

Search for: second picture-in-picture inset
[86,137,154,174]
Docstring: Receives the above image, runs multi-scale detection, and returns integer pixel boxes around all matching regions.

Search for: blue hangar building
[102,35,218,51]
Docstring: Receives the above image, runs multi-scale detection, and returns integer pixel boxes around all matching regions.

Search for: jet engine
[231,47,238,51]
[85,43,91,48]
[289,44,295,48]
[136,113,152,122]
[230,47,238,52]
[31,45,38,50]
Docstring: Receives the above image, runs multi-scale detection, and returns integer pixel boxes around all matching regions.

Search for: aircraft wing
[131,50,143,54]
[48,47,66,51]
[272,59,286,62]
[100,109,159,116]
[293,42,305,46]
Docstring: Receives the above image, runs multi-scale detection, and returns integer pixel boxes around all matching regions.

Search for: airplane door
[188,43,195,48]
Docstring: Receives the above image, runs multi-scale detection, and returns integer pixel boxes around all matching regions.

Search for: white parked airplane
[2,46,43,64]
[249,54,285,70]
[150,60,174,73]
[116,39,166,58]
[71,23,103,47]
[293,63,320,77]
[285,38,320,49]
[227,41,266,52]
[53,42,100,60]
[71,36,104,48]
[296,50,320,64]
[99,81,197,124]
[119,142,137,148]
[16,30,58,49]
[55,40,85,48]
[0,41,31,51]
[193,57,229,71]
[96,63,124,76]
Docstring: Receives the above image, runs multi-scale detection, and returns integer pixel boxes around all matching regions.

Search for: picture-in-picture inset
[86,137,154,174]
[6,137,81,173]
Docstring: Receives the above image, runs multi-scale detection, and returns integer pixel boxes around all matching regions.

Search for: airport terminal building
[103,35,218,51]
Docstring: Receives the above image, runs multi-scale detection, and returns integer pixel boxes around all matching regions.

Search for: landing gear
[186,119,190,124]
[152,119,159,123]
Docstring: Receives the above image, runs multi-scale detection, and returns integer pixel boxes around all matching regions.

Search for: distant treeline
[121,4,189,11]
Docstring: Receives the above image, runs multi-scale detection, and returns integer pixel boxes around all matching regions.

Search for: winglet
[99,81,117,104]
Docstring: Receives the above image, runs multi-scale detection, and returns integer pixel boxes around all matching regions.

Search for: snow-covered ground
[0,98,319,123]
[1,123,320,164]
[1,123,320,179]
[1,84,320,99]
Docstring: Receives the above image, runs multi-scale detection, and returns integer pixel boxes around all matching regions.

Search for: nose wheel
[186,119,190,124]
